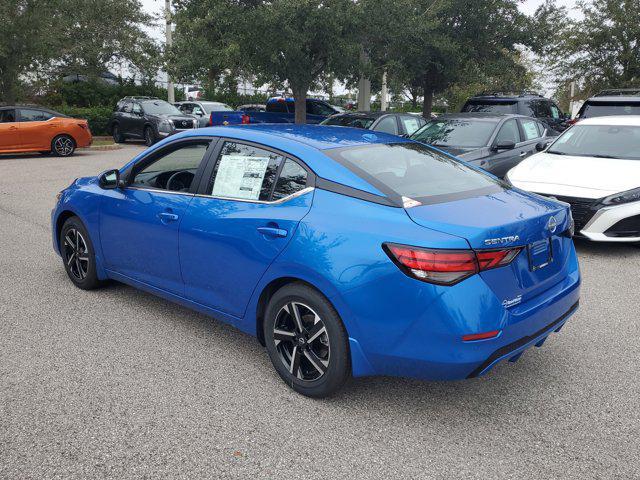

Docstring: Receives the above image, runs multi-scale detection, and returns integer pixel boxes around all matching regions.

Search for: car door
[179,140,314,318]
[17,108,57,150]
[0,109,19,151]
[372,115,400,136]
[99,139,214,295]
[486,118,523,177]
[517,118,545,159]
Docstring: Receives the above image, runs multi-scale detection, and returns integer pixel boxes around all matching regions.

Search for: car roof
[329,111,394,119]
[576,115,640,126]
[467,94,547,102]
[585,96,640,103]
[122,124,414,198]
[435,112,526,121]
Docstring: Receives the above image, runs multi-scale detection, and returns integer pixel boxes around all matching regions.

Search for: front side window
[209,142,284,201]
[547,124,640,160]
[373,116,398,135]
[179,103,194,114]
[550,104,561,119]
[131,142,210,191]
[411,119,496,148]
[495,119,521,144]
[122,102,133,113]
[327,143,502,203]
[520,119,541,141]
[0,109,16,123]
[20,109,53,122]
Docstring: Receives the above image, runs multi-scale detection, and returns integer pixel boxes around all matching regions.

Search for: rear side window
[327,143,502,204]
[272,159,308,200]
[209,142,284,201]
[20,109,53,122]
[526,100,552,118]
[0,109,16,123]
[520,119,542,140]
[322,116,375,129]
[462,101,517,114]
[400,115,423,135]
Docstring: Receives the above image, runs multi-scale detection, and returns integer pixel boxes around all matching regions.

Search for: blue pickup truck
[209,97,341,126]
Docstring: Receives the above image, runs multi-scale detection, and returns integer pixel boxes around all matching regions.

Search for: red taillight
[567,118,578,125]
[241,114,250,124]
[209,114,213,126]
[462,330,501,342]
[384,243,522,286]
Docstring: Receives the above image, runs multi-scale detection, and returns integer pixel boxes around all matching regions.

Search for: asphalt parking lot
[1,144,638,479]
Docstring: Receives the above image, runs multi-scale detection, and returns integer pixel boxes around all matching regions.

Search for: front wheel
[60,217,104,290]
[52,135,75,157]
[144,126,156,146]
[264,283,350,398]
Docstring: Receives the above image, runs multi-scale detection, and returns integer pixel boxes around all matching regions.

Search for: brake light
[384,243,522,286]
[241,114,250,124]
[209,114,213,127]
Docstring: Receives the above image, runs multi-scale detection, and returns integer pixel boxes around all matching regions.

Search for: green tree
[0,0,159,104]
[362,0,532,116]
[539,0,640,96]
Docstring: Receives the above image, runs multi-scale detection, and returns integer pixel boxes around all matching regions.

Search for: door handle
[158,212,179,222]
[9,126,17,130]
[257,226,288,238]
[519,151,527,157]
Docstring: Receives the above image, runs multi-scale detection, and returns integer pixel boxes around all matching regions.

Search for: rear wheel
[264,283,350,398]
[60,217,104,290]
[112,124,125,143]
[52,135,75,157]
[144,126,156,146]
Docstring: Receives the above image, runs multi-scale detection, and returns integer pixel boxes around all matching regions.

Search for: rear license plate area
[528,238,553,271]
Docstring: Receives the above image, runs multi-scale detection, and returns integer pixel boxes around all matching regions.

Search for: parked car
[320,111,427,136]
[461,92,568,134]
[0,106,92,157]
[210,97,341,126]
[52,124,580,397]
[410,113,552,177]
[175,101,234,127]
[507,116,640,243]
[108,97,196,146]
[573,89,640,123]
[237,104,266,112]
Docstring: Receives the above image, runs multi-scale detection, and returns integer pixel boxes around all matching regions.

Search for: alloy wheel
[63,228,89,281]
[54,136,74,156]
[272,302,330,381]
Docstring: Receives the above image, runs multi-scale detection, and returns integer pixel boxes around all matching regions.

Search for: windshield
[547,124,640,160]
[411,119,496,148]
[581,102,640,118]
[201,102,233,112]
[141,100,182,115]
[327,143,502,203]
[321,116,375,129]
[461,101,517,114]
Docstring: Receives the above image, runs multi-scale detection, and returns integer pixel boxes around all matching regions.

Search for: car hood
[149,114,195,123]
[507,152,640,199]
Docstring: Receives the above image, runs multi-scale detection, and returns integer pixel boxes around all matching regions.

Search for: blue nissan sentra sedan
[52,124,580,397]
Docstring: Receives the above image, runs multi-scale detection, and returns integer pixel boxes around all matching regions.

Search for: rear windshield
[321,116,375,129]
[462,101,517,114]
[411,119,496,147]
[547,124,640,160]
[580,101,640,118]
[326,143,503,204]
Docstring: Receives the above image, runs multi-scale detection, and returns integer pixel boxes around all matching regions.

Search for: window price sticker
[212,155,270,200]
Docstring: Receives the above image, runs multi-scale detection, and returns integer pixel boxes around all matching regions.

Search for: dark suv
[461,92,568,134]
[108,97,196,146]
[574,89,640,122]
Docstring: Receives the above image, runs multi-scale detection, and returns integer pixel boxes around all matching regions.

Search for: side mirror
[536,141,550,152]
[98,169,120,189]
[492,140,516,151]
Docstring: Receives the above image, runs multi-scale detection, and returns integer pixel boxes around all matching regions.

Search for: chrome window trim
[124,185,314,205]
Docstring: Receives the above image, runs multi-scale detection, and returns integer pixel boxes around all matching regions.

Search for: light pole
[165,0,175,103]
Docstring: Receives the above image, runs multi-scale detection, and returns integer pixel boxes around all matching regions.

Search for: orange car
[0,106,92,157]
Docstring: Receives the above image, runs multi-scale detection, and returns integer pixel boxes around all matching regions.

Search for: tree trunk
[292,85,307,125]
[422,80,434,118]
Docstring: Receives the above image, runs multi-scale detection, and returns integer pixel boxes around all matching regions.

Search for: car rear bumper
[342,246,581,381]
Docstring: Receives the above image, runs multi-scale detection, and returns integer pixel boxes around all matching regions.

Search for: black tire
[59,217,104,290]
[51,135,76,157]
[263,283,350,398]
[112,124,125,143]
[144,126,156,146]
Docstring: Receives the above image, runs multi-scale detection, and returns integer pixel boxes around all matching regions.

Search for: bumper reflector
[462,330,501,342]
